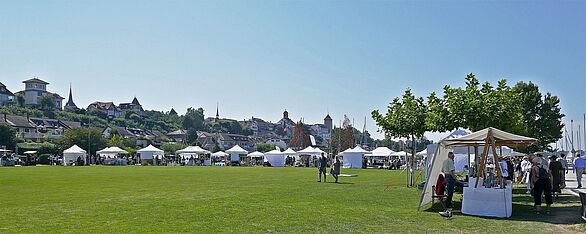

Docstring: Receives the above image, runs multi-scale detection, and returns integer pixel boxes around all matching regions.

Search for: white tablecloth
[462,181,512,218]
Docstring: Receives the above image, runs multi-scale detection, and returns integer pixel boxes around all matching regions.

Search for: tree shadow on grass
[423,193,583,225]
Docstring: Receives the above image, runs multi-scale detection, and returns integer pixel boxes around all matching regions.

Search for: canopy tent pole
[475,138,491,188]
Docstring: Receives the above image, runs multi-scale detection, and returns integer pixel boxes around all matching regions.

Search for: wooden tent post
[474,139,491,188]
[490,134,504,188]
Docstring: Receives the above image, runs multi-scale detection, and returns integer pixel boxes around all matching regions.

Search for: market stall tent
[365,147,394,158]
[247,151,265,158]
[97,147,128,158]
[226,145,248,162]
[419,127,536,218]
[63,145,87,166]
[137,145,164,160]
[264,149,285,167]
[342,146,369,168]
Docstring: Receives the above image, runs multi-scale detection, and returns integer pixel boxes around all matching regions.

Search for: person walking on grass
[318,153,327,182]
[439,152,456,218]
[531,157,553,214]
[332,156,341,183]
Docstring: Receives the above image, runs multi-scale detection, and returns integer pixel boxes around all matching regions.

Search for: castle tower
[283,110,289,119]
[324,114,333,133]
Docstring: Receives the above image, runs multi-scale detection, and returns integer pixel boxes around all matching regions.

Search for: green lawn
[0,166,583,233]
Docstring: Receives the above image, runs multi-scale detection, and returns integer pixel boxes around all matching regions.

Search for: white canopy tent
[226,145,248,162]
[97,147,128,158]
[63,145,87,166]
[264,149,285,167]
[342,146,370,168]
[176,146,210,158]
[297,146,322,156]
[415,149,427,157]
[137,145,164,160]
[419,127,536,217]
[283,148,297,159]
[247,151,265,158]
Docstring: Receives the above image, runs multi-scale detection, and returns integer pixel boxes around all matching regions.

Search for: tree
[58,127,107,156]
[38,95,56,110]
[186,128,199,145]
[182,107,205,131]
[256,143,277,152]
[161,142,187,155]
[0,123,17,150]
[289,121,311,149]
[372,88,427,186]
[16,95,25,107]
[512,82,564,151]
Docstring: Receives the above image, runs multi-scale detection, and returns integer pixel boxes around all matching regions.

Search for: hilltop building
[88,101,121,118]
[0,82,15,106]
[119,97,144,115]
[15,77,64,109]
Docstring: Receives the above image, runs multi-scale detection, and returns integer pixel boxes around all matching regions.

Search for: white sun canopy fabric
[264,149,285,167]
[342,146,370,168]
[97,147,128,158]
[211,151,228,157]
[415,149,427,157]
[419,127,536,209]
[283,148,296,155]
[137,145,164,160]
[365,147,394,157]
[64,145,87,154]
[177,146,209,154]
[247,151,265,158]
[390,151,408,157]
[297,146,322,156]
[226,145,248,161]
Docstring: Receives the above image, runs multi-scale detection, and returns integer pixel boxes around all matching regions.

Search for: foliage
[512,82,564,151]
[37,95,56,110]
[186,128,199,145]
[372,88,428,139]
[289,122,311,149]
[182,107,205,131]
[256,143,277,152]
[331,125,355,154]
[37,142,59,155]
[16,94,25,107]
[57,127,107,156]
[161,142,187,155]
[0,123,17,150]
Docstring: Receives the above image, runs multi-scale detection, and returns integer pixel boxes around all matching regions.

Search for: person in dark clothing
[549,155,564,197]
[531,157,553,214]
[506,159,514,181]
[318,153,327,182]
[332,156,341,183]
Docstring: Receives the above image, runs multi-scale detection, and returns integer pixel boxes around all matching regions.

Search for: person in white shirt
[521,156,533,193]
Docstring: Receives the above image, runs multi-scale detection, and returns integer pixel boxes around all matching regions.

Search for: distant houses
[1,113,81,140]
[0,82,15,105]
[87,97,144,118]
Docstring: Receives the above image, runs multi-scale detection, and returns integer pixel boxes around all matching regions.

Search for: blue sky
[0,1,584,141]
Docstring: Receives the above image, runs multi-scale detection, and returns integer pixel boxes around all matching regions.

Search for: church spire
[64,83,78,111]
[215,102,220,121]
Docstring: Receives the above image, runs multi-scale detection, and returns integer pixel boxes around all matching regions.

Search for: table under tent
[0,149,16,166]
[96,147,129,165]
[364,147,393,168]
[63,145,87,166]
[211,151,229,166]
[264,149,286,167]
[137,145,164,165]
[247,151,265,166]
[176,146,210,166]
[297,146,323,167]
[420,127,536,218]
[225,145,248,165]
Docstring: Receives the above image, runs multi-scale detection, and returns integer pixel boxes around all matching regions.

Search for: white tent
[415,149,427,157]
[247,151,265,158]
[176,146,209,158]
[342,146,370,168]
[264,149,285,167]
[63,145,87,166]
[97,146,128,158]
[137,145,164,160]
[419,127,536,217]
[365,147,394,158]
[226,145,248,162]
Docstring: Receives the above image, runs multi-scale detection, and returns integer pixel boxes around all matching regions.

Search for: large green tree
[58,127,107,156]
[372,89,427,186]
[0,123,17,150]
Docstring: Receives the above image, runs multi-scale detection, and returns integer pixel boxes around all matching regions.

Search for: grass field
[0,166,584,233]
